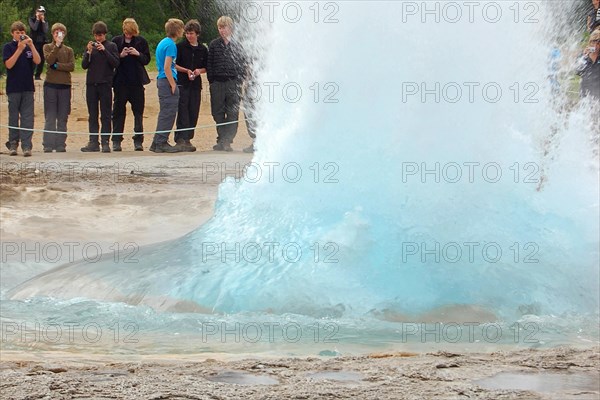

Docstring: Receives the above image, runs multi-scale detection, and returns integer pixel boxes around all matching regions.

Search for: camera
[19,35,26,41]
[92,41,100,47]
[57,31,63,39]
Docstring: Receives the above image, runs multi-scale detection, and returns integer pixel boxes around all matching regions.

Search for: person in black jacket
[578,30,600,101]
[577,29,600,156]
[80,21,120,153]
[111,18,151,151]
[28,5,48,80]
[174,19,208,152]
[207,16,247,152]
[588,0,600,32]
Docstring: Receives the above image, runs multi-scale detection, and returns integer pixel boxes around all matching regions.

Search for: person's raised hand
[17,37,28,51]
[55,32,64,46]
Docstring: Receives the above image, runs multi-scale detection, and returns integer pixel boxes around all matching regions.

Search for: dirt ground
[0,71,254,153]
[0,347,598,399]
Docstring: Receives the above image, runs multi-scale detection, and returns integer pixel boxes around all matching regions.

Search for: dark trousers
[210,80,241,144]
[6,92,34,149]
[175,85,201,142]
[43,85,71,149]
[244,98,257,140]
[244,82,258,139]
[112,84,145,144]
[34,43,44,78]
[86,83,112,143]
[153,79,179,145]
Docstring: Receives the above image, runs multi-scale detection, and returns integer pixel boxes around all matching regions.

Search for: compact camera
[19,35,26,41]
[92,41,100,47]
[57,31,63,39]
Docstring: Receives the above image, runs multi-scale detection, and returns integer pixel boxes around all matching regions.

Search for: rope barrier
[0,116,254,136]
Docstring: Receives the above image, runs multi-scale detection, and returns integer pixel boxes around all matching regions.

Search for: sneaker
[222,143,233,152]
[112,142,122,152]
[176,139,196,152]
[81,142,100,152]
[134,142,144,151]
[7,142,18,156]
[150,142,181,153]
[55,146,66,152]
[43,147,53,153]
[149,142,156,152]
[185,140,196,152]
[101,143,111,153]
[23,149,32,157]
[212,143,224,151]
[243,144,255,153]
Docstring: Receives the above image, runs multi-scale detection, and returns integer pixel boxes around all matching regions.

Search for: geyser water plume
[7,1,599,327]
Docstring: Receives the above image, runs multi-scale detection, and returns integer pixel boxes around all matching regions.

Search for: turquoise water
[1,1,599,354]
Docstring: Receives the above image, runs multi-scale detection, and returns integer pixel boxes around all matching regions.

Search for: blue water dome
[6,1,599,347]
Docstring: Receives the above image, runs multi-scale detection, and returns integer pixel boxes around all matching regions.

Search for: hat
[36,6,46,12]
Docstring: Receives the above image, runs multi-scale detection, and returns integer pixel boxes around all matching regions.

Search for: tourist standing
[80,21,119,153]
[42,22,74,152]
[111,18,151,151]
[174,19,208,152]
[150,18,185,153]
[207,16,247,152]
[3,21,41,156]
[28,5,48,80]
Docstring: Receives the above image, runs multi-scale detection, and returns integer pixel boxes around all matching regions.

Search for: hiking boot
[81,142,100,152]
[23,149,32,157]
[55,146,66,152]
[134,142,144,151]
[150,142,181,153]
[177,139,196,152]
[101,143,111,153]
[212,142,224,151]
[243,144,255,153]
[43,147,53,153]
[222,143,233,152]
[112,142,122,152]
